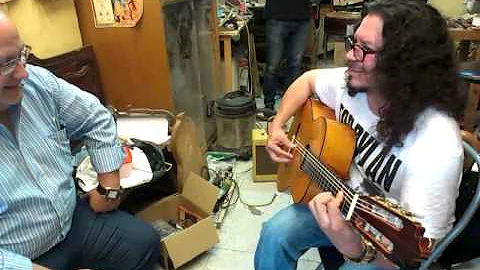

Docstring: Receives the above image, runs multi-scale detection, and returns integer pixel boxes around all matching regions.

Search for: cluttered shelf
[218,13,255,93]
[450,27,480,41]
[447,15,480,61]
[218,14,253,37]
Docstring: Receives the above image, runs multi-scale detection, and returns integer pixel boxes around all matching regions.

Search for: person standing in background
[262,0,311,112]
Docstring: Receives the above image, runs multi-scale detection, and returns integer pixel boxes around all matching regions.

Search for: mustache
[346,60,363,70]
[344,70,366,96]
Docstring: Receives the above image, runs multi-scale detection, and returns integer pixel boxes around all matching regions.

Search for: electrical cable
[229,160,278,209]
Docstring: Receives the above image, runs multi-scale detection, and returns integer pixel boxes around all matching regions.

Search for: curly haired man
[255,0,466,269]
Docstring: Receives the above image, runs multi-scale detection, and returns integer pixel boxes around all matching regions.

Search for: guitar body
[277,99,356,203]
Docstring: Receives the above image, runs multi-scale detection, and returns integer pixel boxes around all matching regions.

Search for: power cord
[206,152,279,217]
[229,160,278,212]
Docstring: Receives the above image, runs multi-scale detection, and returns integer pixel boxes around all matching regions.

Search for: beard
[345,73,367,96]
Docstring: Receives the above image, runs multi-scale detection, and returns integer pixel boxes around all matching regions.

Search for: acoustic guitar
[277,98,433,268]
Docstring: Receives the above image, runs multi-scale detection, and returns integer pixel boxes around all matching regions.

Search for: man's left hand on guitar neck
[308,191,398,269]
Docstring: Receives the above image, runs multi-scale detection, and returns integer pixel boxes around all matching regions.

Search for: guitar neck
[300,156,358,217]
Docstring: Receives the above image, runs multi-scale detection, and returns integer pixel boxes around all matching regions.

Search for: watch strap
[345,238,377,264]
[96,183,108,195]
[96,183,122,200]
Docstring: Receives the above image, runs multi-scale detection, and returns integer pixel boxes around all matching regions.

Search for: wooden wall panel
[74,0,173,110]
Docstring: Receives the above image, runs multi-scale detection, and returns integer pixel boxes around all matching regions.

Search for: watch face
[106,189,120,200]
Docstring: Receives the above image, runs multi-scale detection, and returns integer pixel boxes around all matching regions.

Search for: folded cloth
[76,146,153,192]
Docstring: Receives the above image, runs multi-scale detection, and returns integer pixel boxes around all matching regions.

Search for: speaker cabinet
[252,129,277,182]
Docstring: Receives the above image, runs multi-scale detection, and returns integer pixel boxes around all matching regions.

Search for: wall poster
[91,0,143,28]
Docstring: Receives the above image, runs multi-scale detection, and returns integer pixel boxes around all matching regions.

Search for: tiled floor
[157,159,323,270]
[156,157,480,270]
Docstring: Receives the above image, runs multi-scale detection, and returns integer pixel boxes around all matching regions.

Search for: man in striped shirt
[0,11,160,270]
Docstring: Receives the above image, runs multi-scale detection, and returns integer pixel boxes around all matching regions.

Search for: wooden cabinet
[75,0,175,110]
[74,0,221,150]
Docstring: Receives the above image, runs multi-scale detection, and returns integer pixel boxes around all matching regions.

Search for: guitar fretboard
[299,149,358,217]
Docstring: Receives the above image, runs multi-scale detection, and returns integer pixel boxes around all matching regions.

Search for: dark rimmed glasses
[0,44,31,76]
[344,35,380,62]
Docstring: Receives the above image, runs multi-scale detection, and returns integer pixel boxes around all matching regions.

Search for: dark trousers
[318,247,345,270]
[263,19,310,109]
[34,199,160,270]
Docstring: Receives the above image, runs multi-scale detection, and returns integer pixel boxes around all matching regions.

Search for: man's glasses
[0,44,31,76]
[344,35,379,62]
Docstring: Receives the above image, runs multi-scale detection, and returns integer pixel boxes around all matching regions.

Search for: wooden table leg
[463,81,480,132]
[458,40,471,62]
[220,36,232,92]
[333,41,346,67]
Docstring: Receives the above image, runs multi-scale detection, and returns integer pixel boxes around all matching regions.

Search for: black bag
[119,139,177,214]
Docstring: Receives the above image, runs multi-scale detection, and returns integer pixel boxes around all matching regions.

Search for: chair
[458,61,480,133]
[28,45,105,104]
[419,132,480,269]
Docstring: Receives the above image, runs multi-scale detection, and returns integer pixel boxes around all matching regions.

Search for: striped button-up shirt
[0,65,124,269]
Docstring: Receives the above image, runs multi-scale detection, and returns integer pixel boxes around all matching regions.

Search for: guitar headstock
[350,195,433,268]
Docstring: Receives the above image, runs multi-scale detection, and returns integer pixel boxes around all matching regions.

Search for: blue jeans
[34,199,160,270]
[263,19,310,108]
[254,204,383,270]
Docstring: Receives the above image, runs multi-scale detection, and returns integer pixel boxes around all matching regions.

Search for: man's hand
[308,191,364,259]
[87,188,120,213]
[87,170,121,213]
[33,263,52,270]
[266,124,295,163]
[309,192,400,269]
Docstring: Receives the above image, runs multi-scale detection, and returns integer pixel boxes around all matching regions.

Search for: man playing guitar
[254,0,467,269]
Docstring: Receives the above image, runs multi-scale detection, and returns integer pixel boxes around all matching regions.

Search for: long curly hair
[361,0,466,148]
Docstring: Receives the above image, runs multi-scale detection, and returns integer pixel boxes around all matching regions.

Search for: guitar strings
[294,138,381,213]
[293,138,390,222]
[294,140,388,224]
[291,139,403,263]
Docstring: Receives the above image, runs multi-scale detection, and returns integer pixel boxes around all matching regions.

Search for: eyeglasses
[0,44,31,76]
[344,35,379,62]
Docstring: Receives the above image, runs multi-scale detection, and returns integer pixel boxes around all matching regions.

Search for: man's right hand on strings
[266,123,295,163]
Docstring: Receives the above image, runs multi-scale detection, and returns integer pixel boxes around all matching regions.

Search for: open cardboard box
[136,172,220,269]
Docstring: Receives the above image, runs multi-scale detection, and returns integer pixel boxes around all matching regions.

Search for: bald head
[0,11,19,46]
[0,10,22,65]
[0,10,28,112]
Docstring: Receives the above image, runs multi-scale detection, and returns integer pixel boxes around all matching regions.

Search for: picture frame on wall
[91,0,143,28]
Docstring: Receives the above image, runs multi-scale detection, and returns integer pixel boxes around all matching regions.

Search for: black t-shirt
[264,0,310,20]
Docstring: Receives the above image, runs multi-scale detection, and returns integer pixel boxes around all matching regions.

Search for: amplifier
[252,129,277,182]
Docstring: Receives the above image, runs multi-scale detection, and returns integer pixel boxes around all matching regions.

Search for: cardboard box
[136,172,220,269]
[251,129,277,182]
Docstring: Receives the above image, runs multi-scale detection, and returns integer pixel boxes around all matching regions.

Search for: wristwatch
[345,238,377,264]
[96,183,122,200]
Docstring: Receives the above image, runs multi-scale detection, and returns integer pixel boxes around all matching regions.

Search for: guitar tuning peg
[400,209,424,220]
[386,197,399,208]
